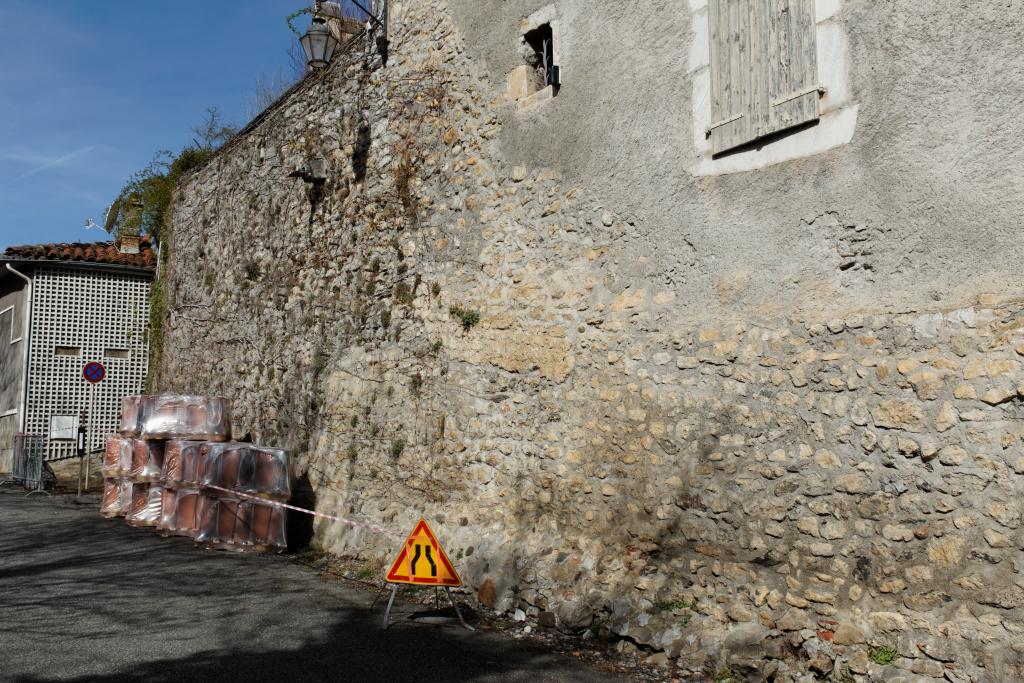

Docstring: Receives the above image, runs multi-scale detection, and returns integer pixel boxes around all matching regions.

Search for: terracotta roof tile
[2,237,156,270]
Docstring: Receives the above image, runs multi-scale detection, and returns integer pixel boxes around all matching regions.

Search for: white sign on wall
[49,415,78,440]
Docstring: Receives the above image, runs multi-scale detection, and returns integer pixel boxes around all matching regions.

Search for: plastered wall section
[448,0,1024,322]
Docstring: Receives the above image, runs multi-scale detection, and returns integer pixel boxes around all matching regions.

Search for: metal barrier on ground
[2,434,52,496]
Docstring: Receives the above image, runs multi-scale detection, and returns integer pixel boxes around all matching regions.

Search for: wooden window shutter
[765,0,820,136]
[708,0,755,155]
[708,0,820,156]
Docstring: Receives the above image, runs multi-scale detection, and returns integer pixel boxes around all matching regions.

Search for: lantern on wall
[300,8,339,69]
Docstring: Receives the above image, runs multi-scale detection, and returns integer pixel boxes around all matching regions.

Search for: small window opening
[105,348,130,360]
[54,346,81,357]
[524,24,559,94]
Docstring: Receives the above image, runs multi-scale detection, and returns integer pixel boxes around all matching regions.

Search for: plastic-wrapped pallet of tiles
[160,440,206,489]
[195,497,286,553]
[126,483,164,527]
[196,442,290,552]
[159,440,207,539]
[101,479,132,518]
[118,396,153,437]
[102,437,133,479]
[199,443,290,501]
[128,439,164,483]
[156,488,209,539]
[141,396,231,442]
[156,487,177,536]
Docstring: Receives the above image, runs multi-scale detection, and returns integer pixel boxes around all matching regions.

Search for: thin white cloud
[5,146,95,179]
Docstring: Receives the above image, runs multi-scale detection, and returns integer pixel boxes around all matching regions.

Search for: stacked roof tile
[2,238,156,270]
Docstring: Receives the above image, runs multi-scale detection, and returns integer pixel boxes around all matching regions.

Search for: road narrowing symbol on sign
[386,518,461,587]
[83,361,106,384]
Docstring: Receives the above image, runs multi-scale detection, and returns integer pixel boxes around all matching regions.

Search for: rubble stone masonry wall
[161,2,1024,679]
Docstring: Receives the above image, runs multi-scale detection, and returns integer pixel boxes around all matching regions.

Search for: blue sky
[0,1,325,251]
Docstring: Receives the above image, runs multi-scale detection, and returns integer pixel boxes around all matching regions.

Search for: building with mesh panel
[0,238,154,469]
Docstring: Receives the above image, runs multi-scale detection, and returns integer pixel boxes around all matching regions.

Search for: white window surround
[510,5,562,110]
[688,0,859,176]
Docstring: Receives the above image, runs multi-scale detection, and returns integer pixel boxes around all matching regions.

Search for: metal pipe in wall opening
[5,264,32,433]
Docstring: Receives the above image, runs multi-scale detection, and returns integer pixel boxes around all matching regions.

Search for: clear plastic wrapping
[196,496,286,551]
[100,480,133,518]
[199,443,290,500]
[140,395,231,441]
[161,489,209,539]
[128,439,165,482]
[126,483,163,527]
[103,437,133,478]
[118,395,153,436]
[161,440,206,488]
[119,480,134,514]
[156,487,177,534]
[101,478,126,517]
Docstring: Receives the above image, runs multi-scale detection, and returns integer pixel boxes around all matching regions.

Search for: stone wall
[161,2,1024,679]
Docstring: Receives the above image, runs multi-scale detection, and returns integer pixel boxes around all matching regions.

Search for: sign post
[381,518,471,630]
[79,361,106,496]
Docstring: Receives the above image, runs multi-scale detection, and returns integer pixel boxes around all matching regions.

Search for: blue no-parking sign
[83,361,106,384]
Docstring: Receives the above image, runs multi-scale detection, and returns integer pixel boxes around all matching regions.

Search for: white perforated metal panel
[25,266,151,460]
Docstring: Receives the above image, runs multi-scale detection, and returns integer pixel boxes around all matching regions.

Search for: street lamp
[300,9,339,70]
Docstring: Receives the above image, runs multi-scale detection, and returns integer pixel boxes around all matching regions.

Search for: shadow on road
[0,493,621,683]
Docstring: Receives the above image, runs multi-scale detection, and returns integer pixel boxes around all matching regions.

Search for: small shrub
[370,424,380,437]
[390,438,405,459]
[350,415,358,428]
[243,260,260,280]
[713,668,734,683]
[394,281,413,306]
[430,282,441,297]
[658,599,696,612]
[432,340,443,353]
[449,305,480,331]
[869,645,898,665]
[356,568,374,580]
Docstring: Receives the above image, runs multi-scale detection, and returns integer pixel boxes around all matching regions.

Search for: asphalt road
[0,489,624,683]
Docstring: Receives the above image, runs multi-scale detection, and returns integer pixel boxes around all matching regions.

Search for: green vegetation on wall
[105,108,237,389]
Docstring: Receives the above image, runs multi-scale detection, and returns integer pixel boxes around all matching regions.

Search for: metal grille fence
[9,433,49,494]
[25,266,151,460]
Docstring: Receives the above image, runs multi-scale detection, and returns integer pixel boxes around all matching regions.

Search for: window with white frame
[707,0,823,155]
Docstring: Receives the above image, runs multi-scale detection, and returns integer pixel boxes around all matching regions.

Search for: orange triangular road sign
[386,518,462,586]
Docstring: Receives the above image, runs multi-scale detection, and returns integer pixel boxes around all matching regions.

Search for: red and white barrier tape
[202,484,394,537]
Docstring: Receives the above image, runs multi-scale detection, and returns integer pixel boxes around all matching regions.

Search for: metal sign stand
[78,362,105,495]
[375,583,473,631]
[85,382,96,490]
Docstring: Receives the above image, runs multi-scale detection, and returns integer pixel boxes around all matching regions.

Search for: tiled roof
[2,238,156,270]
